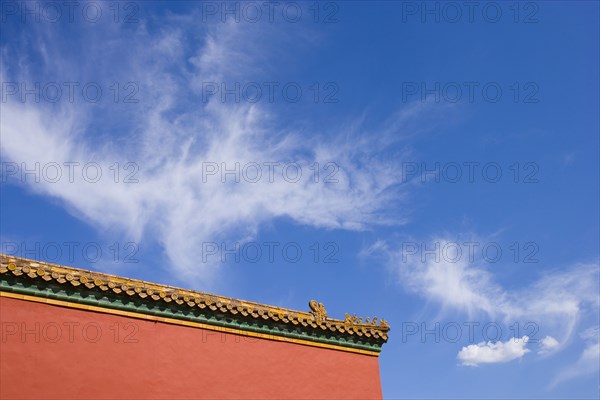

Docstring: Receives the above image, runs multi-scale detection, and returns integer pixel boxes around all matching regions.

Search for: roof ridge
[0,254,307,314]
[0,254,390,351]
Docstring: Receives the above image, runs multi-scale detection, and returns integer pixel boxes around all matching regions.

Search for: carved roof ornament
[345,313,389,328]
[309,300,327,323]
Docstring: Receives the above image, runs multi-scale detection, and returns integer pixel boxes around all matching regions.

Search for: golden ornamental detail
[345,313,389,328]
[309,300,327,323]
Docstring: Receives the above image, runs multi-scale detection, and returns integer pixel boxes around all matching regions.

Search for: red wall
[0,296,383,399]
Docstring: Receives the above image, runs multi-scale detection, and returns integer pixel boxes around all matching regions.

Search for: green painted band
[0,278,382,353]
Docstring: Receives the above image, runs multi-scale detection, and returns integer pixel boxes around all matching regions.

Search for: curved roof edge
[0,254,390,356]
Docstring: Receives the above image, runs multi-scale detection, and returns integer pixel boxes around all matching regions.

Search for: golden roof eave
[0,254,390,341]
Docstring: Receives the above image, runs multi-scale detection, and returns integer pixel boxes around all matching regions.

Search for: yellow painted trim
[0,291,380,357]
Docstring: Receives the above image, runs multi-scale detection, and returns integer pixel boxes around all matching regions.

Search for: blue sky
[1,1,599,398]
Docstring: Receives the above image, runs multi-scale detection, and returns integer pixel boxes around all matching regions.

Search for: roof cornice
[0,254,389,355]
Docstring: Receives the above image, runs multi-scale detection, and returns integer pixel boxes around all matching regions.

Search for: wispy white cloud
[1,11,423,285]
[458,336,530,366]
[551,327,600,387]
[370,234,599,372]
[381,235,599,340]
[392,238,504,317]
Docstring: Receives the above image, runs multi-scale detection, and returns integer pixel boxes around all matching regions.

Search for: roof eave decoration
[0,255,390,355]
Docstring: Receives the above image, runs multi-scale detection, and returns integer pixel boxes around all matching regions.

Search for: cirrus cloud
[1,9,424,285]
